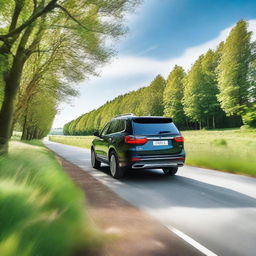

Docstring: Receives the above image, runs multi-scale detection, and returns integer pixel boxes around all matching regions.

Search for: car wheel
[91,148,101,169]
[110,151,125,179]
[163,167,178,176]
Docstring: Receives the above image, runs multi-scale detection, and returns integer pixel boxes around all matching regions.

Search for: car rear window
[132,119,179,135]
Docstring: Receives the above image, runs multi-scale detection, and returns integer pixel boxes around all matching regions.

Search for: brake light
[125,136,148,145]
[173,136,184,143]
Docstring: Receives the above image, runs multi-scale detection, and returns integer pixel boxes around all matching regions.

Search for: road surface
[44,139,256,256]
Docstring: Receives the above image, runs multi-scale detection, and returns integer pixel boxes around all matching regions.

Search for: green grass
[49,128,256,176]
[11,131,22,141]
[0,141,100,256]
[182,128,256,176]
[49,136,94,149]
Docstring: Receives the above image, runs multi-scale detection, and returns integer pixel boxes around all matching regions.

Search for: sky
[52,0,256,128]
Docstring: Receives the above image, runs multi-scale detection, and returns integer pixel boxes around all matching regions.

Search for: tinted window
[108,120,125,134]
[101,123,110,136]
[117,120,125,132]
[132,120,179,135]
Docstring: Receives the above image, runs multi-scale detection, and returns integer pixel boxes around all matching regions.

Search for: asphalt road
[44,139,256,256]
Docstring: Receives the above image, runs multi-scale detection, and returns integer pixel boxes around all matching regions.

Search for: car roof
[112,115,173,122]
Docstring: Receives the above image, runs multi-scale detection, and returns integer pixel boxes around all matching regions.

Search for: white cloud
[99,19,256,79]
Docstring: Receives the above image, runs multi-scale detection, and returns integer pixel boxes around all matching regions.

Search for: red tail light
[125,136,148,145]
[173,136,184,143]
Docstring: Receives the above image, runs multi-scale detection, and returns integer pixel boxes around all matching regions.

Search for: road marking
[167,226,218,256]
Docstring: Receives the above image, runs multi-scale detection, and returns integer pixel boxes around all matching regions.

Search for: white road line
[167,226,218,256]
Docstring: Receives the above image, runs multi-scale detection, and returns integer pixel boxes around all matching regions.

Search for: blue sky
[53,0,256,128]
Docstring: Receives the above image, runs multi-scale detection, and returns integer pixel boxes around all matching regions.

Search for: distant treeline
[64,20,256,135]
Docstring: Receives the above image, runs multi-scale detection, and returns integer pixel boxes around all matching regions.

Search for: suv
[91,114,185,179]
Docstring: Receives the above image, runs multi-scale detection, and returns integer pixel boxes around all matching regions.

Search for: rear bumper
[128,155,185,169]
[132,161,183,169]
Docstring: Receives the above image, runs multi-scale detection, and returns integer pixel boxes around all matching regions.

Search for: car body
[91,114,185,178]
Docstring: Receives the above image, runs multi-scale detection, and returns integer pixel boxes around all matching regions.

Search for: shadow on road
[97,166,256,209]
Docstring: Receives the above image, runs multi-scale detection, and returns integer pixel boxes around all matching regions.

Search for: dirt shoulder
[58,156,203,256]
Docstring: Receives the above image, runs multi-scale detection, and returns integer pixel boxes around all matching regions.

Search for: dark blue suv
[91,114,185,178]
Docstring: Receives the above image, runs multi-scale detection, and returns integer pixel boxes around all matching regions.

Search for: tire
[91,148,101,169]
[163,167,178,176]
[109,151,125,179]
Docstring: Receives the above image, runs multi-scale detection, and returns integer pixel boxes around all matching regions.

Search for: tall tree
[147,75,166,116]
[163,65,186,126]
[217,20,252,117]
[0,0,139,154]
[183,50,222,129]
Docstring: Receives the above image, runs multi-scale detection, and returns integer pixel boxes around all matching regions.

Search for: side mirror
[93,131,100,137]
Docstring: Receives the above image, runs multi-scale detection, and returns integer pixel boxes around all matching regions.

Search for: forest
[63,20,256,136]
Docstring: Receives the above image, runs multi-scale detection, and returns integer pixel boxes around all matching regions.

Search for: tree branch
[54,4,92,31]
[0,0,58,41]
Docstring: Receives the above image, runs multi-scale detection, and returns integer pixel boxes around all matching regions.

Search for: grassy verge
[0,141,100,256]
[182,128,256,176]
[49,128,256,177]
[49,136,94,149]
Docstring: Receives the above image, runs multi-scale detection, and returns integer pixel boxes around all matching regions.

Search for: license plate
[153,140,168,146]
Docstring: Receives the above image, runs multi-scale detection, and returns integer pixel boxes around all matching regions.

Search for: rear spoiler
[133,117,173,123]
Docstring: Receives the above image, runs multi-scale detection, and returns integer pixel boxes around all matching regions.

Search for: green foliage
[0,141,99,256]
[183,50,222,128]
[64,75,166,135]
[164,65,186,125]
[0,0,140,153]
[217,20,253,116]
[242,104,256,127]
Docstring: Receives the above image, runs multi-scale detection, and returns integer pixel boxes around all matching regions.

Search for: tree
[63,75,166,135]
[164,65,186,126]
[183,50,222,129]
[147,75,166,116]
[217,20,253,117]
[0,0,139,154]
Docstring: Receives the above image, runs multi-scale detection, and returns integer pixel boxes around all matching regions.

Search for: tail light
[173,136,184,143]
[125,135,148,145]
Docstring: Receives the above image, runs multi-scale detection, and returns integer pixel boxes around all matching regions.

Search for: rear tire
[109,151,125,179]
[163,167,178,176]
[91,148,101,169]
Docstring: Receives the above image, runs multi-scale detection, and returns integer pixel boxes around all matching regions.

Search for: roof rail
[115,113,135,118]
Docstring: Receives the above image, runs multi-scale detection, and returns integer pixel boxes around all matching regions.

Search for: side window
[108,120,118,134]
[117,120,125,132]
[101,123,110,136]
[107,120,126,134]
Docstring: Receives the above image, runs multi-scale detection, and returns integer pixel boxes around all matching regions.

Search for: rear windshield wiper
[159,131,171,134]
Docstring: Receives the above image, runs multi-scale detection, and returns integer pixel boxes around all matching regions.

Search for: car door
[94,122,110,160]
[101,120,119,159]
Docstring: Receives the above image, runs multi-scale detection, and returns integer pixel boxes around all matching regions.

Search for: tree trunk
[0,56,26,154]
[212,115,216,129]
[0,87,17,154]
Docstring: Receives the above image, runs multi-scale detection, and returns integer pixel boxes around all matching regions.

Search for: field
[49,136,94,149]
[0,141,99,256]
[49,128,256,176]
[182,129,256,176]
